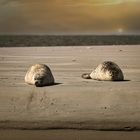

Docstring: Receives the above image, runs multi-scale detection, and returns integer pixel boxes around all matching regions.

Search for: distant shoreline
[0,35,140,47]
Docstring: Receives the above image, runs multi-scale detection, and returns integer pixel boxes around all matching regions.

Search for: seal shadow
[36,82,63,87]
[113,79,130,82]
[51,82,63,86]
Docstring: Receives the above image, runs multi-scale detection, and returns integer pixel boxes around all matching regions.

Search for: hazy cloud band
[0,0,140,34]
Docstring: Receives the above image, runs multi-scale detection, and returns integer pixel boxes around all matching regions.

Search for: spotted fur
[25,64,55,87]
[82,61,124,81]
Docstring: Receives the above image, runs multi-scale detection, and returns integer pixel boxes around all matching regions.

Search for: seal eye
[34,77,37,80]
[34,76,43,81]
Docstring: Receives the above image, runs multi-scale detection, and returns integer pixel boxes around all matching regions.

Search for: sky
[0,0,140,35]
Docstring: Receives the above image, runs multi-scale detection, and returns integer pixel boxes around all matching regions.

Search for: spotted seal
[82,61,124,81]
[25,64,55,87]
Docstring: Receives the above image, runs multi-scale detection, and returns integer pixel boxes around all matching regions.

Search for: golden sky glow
[0,0,140,34]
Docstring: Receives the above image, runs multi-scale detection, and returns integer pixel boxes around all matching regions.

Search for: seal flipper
[81,73,91,79]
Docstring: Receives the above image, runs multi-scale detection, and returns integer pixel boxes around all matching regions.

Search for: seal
[25,64,55,87]
[82,61,124,81]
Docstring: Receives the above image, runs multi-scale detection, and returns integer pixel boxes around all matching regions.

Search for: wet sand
[1,130,140,140]
[0,45,140,131]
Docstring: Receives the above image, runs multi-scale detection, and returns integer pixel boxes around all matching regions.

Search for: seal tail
[81,73,91,79]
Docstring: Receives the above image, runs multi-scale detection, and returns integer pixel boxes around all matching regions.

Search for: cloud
[0,0,140,34]
[62,0,140,7]
[63,0,123,7]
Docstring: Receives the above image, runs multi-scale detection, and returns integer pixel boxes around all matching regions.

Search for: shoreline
[0,35,140,47]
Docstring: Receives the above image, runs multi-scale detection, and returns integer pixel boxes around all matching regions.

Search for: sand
[0,45,140,130]
[1,130,140,140]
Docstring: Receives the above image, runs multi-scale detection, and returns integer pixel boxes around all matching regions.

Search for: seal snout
[35,80,42,87]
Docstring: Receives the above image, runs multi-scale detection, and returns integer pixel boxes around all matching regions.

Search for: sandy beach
[1,130,140,140]
[0,45,140,133]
